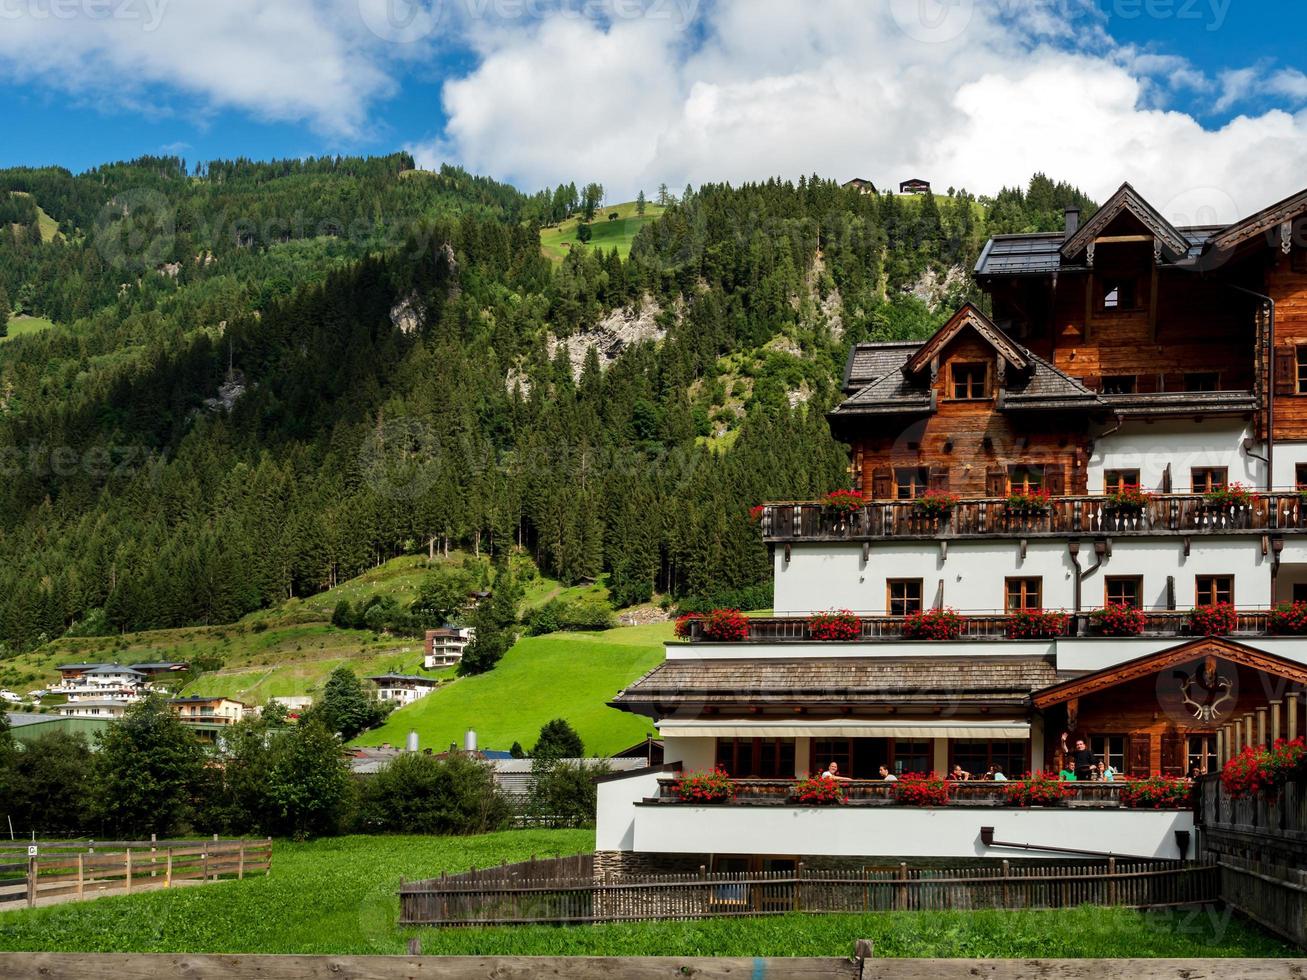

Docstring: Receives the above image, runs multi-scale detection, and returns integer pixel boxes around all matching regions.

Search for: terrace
[650,776,1132,808]
[759,492,1307,543]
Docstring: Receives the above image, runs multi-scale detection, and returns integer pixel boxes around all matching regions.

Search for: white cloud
[419,0,1307,219]
[0,0,394,137]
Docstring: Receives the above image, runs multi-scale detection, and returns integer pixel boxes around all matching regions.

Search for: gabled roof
[1207,186,1307,254]
[843,340,921,390]
[830,366,933,417]
[1001,352,1103,410]
[1032,637,1307,709]
[1062,182,1189,261]
[903,304,1029,376]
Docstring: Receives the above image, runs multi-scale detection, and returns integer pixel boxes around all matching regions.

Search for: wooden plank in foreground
[1,955,1304,980]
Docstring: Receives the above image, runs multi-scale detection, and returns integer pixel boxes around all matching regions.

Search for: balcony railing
[682,610,1270,643]
[761,493,1307,542]
[653,778,1136,808]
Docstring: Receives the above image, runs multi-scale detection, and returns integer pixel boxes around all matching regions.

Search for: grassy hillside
[1,314,55,343]
[354,622,669,755]
[540,200,665,262]
[8,191,59,242]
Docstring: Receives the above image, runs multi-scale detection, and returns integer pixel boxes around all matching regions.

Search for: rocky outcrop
[203,370,247,413]
[548,302,666,379]
[907,265,968,310]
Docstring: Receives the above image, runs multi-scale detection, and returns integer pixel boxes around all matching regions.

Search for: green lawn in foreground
[353,622,670,755]
[540,200,665,262]
[0,834,1291,957]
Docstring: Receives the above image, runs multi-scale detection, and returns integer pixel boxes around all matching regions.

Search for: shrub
[1003,772,1074,807]
[700,608,749,642]
[673,613,701,639]
[672,769,735,803]
[1006,609,1070,640]
[809,609,861,642]
[675,583,773,616]
[891,773,950,807]
[525,759,611,828]
[1006,488,1052,513]
[1269,601,1307,635]
[1189,602,1238,636]
[360,751,511,835]
[1119,776,1194,809]
[912,491,958,518]
[902,607,967,640]
[1104,486,1153,510]
[792,776,845,805]
[822,489,866,513]
[1094,602,1147,637]
[1203,482,1257,508]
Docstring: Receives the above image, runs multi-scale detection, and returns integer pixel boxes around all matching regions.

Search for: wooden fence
[0,838,272,909]
[399,857,1217,927]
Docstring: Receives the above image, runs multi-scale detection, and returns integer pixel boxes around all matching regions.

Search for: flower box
[912,491,959,519]
[1006,609,1070,640]
[671,769,736,804]
[1003,772,1073,808]
[1006,488,1053,515]
[901,608,968,641]
[792,776,846,805]
[1269,601,1307,635]
[673,613,701,639]
[1189,603,1238,637]
[822,490,866,514]
[699,609,749,642]
[808,609,861,642]
[1093,603,1148,637]
[1202,483,1256,509]
[1119,776,1194,809]
[891,773,950,807]
[1104,486,1153,511]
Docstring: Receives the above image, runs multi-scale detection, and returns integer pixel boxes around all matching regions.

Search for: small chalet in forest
[899,178,932,195]
[596,182,1307,875]
[843,178,878,195]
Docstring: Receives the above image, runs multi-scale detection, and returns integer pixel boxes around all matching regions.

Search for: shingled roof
[843,340,922,391]
[611,657,1058,716]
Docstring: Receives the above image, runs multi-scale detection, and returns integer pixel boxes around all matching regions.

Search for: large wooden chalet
[595,183,1307,874]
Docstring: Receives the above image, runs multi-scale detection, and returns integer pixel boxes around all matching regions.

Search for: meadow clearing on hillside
[540,200,666,262]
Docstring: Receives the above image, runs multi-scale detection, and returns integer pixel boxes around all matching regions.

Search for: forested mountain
[0,161,1093,653]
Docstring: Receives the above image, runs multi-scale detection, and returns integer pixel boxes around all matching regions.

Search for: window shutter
[985,466,1006,498]
[1128,737,1151,778]
[1275,346,1297,395]
[1045,464,1066,496]
[1166,575,1176,611]
[1161,464,1172,494]
[928,465,949,492]
[871,467,893,500]
[1160,732,1185,777]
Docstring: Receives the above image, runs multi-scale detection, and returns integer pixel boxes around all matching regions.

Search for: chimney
[464,729,478,753]
[406,729,419,753]
[1064,207,1081,240]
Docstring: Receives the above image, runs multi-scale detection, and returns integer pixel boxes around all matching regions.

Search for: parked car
[0,690,22,704]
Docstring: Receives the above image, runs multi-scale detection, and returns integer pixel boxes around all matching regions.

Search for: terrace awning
[657,719,1031,739]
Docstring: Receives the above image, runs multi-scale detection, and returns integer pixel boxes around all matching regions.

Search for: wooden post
[238,841,245,880]
[1216,728,1225,767]
[1107,856,1117,906]
[1257,707,1268,748]
[76,853,84,900]
[1001,860,1010,906]
[1289,692,1300,742]
[1244,713,1255,750]
[150,833,157,879]
[165,848,173,888]
[125,847,132,895]
[897,862,908,912]
[26,856,36,909]
[1271,701,1282,744]
[795,861,804,913]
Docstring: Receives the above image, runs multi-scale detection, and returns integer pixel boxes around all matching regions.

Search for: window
[715,738,796,778]
[1005,577,1043,612]
[1187,735,1216,776]
[1294,583,1307,604]
[1196,575,1234,607]
[1298,347,1307,395]
[1190,467,1228,494]
[892,740,932,775]
[1100,375,1137,395]
[951,740,1029,779]
[1104,469,1141,493]
[887,579,924,616]
[894,467,929,500]
[950,362,989,400]
[1294,246,1306,274]
[1091,735,1127,775]
[812,739,852,777]
[1296,463,1307,491]
[1101,280,1138,311]
[1007,465,1045,495]
[1105,576,1143,609]
[1184,372,1220,392]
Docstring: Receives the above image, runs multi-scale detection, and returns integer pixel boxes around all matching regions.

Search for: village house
[596,182,1307,874]
[51,660,189,703]
[56,699,131,721]
[367,673,441,706]
[842,178,877,195]
[899,178,932,195]
[424,626,475,668]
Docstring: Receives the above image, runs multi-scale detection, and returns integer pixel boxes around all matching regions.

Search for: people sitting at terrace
[1102,764,1118,782]
[988,765,1007,782]
[878,765,897,782]
[949,764,971,781]
[820,761,852,782]
[1061,732,1098,781]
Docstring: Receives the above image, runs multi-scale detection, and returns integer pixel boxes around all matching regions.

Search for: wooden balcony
[653,778,1136,808]
[681,610,1271,643]
[761,493,1307,542]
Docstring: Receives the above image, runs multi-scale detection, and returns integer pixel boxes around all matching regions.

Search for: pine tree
[0,284,9,338]
[636,190,647,216]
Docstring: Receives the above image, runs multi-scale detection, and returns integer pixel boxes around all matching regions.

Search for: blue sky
[0,1,1305,212]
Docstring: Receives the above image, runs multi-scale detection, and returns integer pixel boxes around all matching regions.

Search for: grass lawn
[353,622,670,755]
[8,191,59,243]
[540,200,665,262]
[0,833,1292,957]
[1,314,55,343]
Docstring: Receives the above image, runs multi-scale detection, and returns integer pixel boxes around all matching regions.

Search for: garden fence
[0,837,272,909]
[399,856,1217,926]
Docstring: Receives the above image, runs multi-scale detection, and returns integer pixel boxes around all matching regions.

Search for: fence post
[165,848,173,888]
[897,862,908,911]
[150,833,157,879]
[238,841,246,880]
[76,853,84,900]
[125,848,132,894]
[26,856,36,909]
[795,861,804,913]
[1001,859,1010,906]
[1107,856,1117,906]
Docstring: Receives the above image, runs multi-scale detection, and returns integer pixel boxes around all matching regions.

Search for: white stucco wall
[1090,420,1263,492]
[630,804,1194,860]
[775,538,1272,616]
[1271,440,1307,491]
[596,769,668,852]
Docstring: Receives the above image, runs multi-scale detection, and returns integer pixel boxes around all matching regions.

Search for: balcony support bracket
[1183,536,1191,558]
[939,540,948,564]
[862,541,870,568]
[1019,538,1028,561]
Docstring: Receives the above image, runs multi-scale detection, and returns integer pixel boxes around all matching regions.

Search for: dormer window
[950,362,990,401]
[1101,375,1137,395]
[1101,280,1138,312]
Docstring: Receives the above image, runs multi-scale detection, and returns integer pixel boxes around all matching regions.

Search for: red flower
[1005,609,1070,640]
[1094,602,1147,637]
[1189,602,1238,637]
[672,769,736,803]
[1119,776,1194,809]
[700,609,749,642]
[891,773,950,807]
[749,505,767,524]
[822,489,866,513]
[792,776,846,805]
[809,610,861,642]
[902,608,967,641]
[1003,772,1074,807]
[673,613,701,639]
